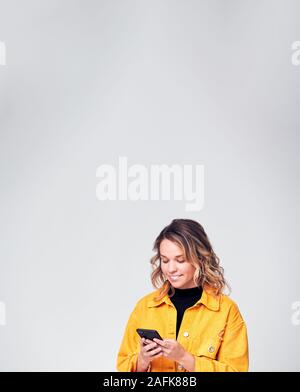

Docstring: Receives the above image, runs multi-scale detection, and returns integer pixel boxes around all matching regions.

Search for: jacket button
[183,331,189,337]
[208,345,215,353]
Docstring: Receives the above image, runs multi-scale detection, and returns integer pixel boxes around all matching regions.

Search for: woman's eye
[161,259,185,263]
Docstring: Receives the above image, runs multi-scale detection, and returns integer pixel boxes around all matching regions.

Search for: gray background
[0,0,299,371]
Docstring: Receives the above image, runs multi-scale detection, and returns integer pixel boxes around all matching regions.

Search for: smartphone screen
[136,328,163,341]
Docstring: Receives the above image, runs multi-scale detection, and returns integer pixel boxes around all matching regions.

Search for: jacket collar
[147,287,220,311]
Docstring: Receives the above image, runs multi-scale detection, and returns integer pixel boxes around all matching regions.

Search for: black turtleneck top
[168,286,203,339]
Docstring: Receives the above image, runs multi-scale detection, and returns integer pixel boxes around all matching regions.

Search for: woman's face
[160,239,196,289]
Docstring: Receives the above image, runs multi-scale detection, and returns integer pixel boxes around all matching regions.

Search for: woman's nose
[167,261,178,273]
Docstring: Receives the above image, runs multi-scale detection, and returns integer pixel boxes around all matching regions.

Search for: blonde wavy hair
[150,219,231,301]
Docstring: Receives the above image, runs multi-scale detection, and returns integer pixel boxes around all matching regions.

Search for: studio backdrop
[0,0,299,371]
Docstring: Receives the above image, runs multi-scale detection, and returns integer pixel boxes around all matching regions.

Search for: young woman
[116,219,249,372]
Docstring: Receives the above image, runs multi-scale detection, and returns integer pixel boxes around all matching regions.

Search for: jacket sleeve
[192,303,249,372]
[116,303,139,372]
[116,302,152,372]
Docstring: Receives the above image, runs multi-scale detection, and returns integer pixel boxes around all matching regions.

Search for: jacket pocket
[191,335,223,360]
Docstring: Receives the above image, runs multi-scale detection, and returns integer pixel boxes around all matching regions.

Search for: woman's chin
[169,280,185,288]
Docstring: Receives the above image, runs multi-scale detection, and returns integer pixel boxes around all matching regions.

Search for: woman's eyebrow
[160,254,184,258]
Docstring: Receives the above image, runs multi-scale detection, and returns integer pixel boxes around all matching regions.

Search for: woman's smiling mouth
[169,275,183,280]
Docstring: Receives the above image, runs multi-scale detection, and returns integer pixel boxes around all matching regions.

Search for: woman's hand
[137,338,163,371]
[153,338,187,363]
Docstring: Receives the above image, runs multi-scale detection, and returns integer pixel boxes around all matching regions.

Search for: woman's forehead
[159,238,185,256]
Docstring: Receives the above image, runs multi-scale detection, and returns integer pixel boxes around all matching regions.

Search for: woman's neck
[169,285,202,297]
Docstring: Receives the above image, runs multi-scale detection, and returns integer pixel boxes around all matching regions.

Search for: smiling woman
[159,239,198,289]
[116,219,249,372]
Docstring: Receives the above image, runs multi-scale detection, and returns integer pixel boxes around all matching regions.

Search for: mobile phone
[136,328,163,341]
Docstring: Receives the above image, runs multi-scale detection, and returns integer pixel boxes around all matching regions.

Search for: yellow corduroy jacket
[116,288,249,372]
